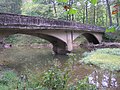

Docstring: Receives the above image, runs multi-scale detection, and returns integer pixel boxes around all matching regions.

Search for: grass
[0,67,97,90]
[82,48,120,71]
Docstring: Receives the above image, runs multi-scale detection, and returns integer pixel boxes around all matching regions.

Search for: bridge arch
[73,32,100,45]
[36,33,68,54]
[4,33,67,54]
[82,33,100,44]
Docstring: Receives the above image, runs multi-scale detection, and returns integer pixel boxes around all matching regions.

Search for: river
[0,46,120,90]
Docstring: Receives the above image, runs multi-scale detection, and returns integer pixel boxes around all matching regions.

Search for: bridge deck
[0,13,105,33]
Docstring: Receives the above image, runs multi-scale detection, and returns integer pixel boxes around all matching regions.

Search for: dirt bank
[81,42,120,50]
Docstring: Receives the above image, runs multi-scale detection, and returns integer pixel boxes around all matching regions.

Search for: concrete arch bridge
[0,13,105,54]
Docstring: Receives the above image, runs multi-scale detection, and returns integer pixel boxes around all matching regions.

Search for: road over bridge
[0,13,105,54]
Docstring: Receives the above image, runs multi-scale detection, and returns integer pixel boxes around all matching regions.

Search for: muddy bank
[81,42,120,50]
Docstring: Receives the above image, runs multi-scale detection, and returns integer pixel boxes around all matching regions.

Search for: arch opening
[73,33,100,49]
[5,34,50,45]
[82,33,99,44]
[37,34,67,54]
[4,33,67,54]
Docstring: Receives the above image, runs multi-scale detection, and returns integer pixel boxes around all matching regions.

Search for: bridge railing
[0,13,105,32]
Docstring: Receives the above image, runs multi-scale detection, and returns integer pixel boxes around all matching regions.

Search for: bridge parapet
[0,13,105,32]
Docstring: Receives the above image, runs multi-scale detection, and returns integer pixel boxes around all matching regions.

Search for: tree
[22,1,54,18]
[85,1,88,23]
[0,0,22,14]
[106,0,113,26]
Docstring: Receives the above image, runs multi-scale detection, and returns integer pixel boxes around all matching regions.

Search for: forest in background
[0,1,120,90]
[0,0,120,44]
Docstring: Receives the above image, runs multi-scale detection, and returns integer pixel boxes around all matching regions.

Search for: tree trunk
[106,8,108,27]
[93,6,96,25]
[83,9,85,23]
[116,0,119,26]
[52,0,57,17]
[96,2,98,25]
[106,0,112,26]
[85,2,88,23]
[116,13,119,26]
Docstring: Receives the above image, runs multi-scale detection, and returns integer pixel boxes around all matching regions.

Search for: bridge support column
[53,31,74,54]
[53,46,67,55]
[66,31,73,52]
[52,40,68,55]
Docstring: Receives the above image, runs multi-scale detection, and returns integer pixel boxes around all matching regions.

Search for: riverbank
[81,48,120,71]
[85,42,120,50]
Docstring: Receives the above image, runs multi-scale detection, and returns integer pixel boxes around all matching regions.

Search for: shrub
[69,77,97,90]
[41,66,69,90]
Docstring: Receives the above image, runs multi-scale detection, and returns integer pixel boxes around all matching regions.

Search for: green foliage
[89,0,98,5]
[0,71,18,90]
[32,0,37,2]
[0,71,43,90]
[105,26,116,33]
[82,48,120,71]
[69,77,97,90]
[5,34,49,45]
[104,26,120,42]
[103,33,117,42]
[5,35,18,44]
[0,67,97,90]
[68,8,78,15]
[42,66,69,90]
[57,0,68,3]
[22,2,54,18]
[0,0,22,14]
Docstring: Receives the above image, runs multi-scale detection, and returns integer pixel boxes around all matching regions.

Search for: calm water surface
[0,46,120,90]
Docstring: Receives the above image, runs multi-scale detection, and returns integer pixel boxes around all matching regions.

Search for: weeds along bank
[0,48,120,90]
[0,67,97,90]
[82,48,120,71]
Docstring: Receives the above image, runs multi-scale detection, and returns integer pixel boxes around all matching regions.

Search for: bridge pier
[51,31,74,55]
[52,40,68,55]
[53,46,68,55]
[66,31,73,51]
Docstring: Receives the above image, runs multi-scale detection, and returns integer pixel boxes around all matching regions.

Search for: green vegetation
[41,67,69,90]
[104,30,120,42]
[0,71,18,90]
[69,77,97,90]
[21,0,119,27]
[82,48,120,71]
[22,2,54,18]
[1,0,120,44]
[0,0,22,14]
[5,34,49,45]
[0,67,97,90]
[0,70,43,90]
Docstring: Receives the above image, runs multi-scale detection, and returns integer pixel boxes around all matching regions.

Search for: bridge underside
[0,29,103,54]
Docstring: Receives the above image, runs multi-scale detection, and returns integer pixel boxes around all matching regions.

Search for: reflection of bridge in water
[0,13,105,54]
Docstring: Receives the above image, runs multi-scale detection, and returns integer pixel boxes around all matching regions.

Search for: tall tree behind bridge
[0,0,22,14]
[106,0,113,26]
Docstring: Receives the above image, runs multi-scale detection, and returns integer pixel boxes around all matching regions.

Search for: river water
[0,46,120,90]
